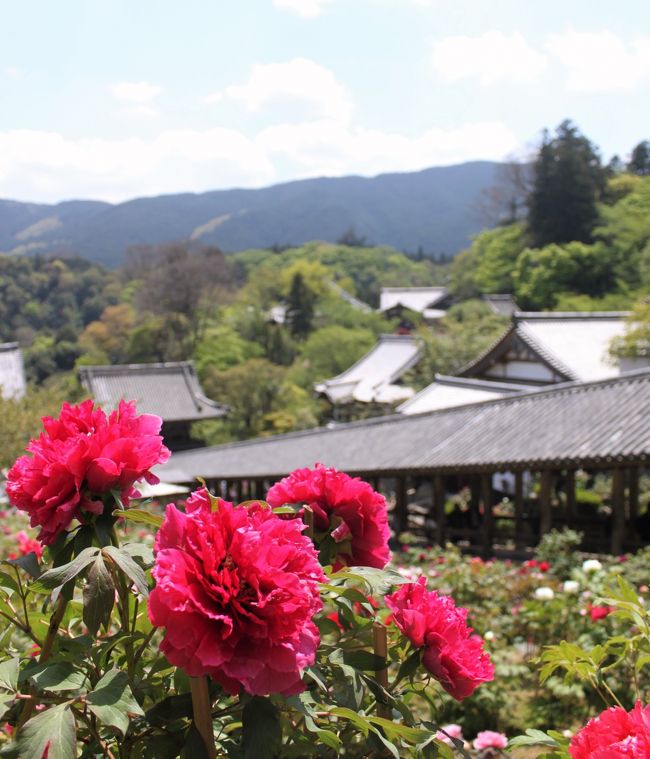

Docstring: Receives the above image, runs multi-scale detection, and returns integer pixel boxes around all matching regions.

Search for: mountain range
[0,161,505,268]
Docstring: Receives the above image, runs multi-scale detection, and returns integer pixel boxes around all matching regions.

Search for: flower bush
[2,400,650,757]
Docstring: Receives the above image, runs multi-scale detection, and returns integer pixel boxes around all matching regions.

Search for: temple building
[79,361,226,451]
[397,375,527,415]
[0,342,26,399]
[379,287,452,320]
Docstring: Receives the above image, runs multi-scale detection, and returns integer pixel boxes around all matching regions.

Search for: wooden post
[480,473,494,559]
[566,469,577,522]
[629,467,640,531]
[611,468,626,555]
[514,471,524,549]
[372,622,390,719]
[370,476,379,492]
[395,476,408,536]
[433,475,446,546]
[190,677,217,759]
[539,470,553,538]
[235,480,243,503]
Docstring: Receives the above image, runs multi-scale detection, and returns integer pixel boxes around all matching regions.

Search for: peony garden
[1,400,649,757]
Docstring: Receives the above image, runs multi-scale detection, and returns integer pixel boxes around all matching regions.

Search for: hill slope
[0,161,503,267]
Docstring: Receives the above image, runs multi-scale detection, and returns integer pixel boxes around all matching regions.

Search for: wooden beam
[629,467,639,523]
[539,470,553,537]
[433,475,446,546]
[611,468,626,555]
[480,473,493,559]
[395,476,408,536]
[514,471,524,550]
[235,480,243,503]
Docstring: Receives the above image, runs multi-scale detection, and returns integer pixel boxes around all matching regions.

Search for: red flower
[385,576,494,700]
[539,561,550,573]
[6,400,169,545]
[266,465,391,570]
[588,603,613,621]
[569,702,650,758]
[148,489,325,696]
[7,530,43,561]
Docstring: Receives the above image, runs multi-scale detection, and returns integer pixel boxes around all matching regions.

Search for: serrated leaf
[30,547,99,597]
[87,668,144,736]
[114,509,163,529]
[17,703,76,759]
[242,697,281,759]
[102,546,149,597]
[83,554,115,636]
[0,657,19,691]
[28,662,87,693]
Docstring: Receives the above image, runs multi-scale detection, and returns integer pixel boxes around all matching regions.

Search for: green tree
[473,223,527,294]
[628,140,650,176]
[286,272,314,339]
[292,325,375,386]
[527,121,605,247]
[513,242,614,310]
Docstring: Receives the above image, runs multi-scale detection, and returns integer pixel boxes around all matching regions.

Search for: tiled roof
[0,343,26,399]
[482,294,519,316]
[397,374,527,415]
[379,287,448,314]
[79,361,226,422]
[156,369,650,482]
[461,312,629,382]
[315,334,422,404]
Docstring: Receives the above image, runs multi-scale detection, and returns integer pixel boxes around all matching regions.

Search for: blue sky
[1,0,648,202]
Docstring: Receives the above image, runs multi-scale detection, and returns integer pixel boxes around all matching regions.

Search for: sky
[1,0,649,204]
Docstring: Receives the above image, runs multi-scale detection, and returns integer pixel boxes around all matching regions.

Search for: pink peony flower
[385,576,494,700]
[569,702,650,758]
[435,724,463,745]
[7,530,43,561]
[473,730,508,750]
[6,400,169,545]
[589,604,613,621]
[266,465,390,570]
[148,489,325,696]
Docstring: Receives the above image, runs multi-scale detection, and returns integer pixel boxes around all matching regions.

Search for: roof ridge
[171,369,650,463]
[515,311,630,321]
[515,322,579,381]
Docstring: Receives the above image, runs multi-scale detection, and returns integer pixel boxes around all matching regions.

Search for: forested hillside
[2,123,650,462]
[0,161,504,267]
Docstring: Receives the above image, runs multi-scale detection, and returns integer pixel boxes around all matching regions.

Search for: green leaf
[181,724,211,759]
[0,693,14,720]
[0,571,19,597]
[7,553,41,579]
[83,554,115,636]
[242,697,281,759]
[342,650,387,672]
[508,729,561,748]
[102,546,149,597]
[17,703,76,759]
[145,692,194,727]
[27,662,87,693]
[121,542,154,565]
[393,647,421,685]
[87,668,144,736]
[0,657,19,691]
[114,508,164,529]
[30,547,99,597]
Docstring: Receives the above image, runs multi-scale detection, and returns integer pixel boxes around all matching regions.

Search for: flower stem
[190,676,217,759]
[373,622,390,719]
[16,594,69,731]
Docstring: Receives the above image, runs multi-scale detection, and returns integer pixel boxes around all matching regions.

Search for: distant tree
[527,120,605,247]
[476,157,533,226]
[286,272,315,339]
[337,227,367,247]
[628,140,650,176]
[473,224,527,294]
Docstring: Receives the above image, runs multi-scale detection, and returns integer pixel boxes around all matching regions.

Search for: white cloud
[432,31,547,84]
[109,81,162,103]
[4,66,23,79]
[211,58,354,123]
[0,120,518,203]
[546,30,650,92]
[272,0,334,18]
